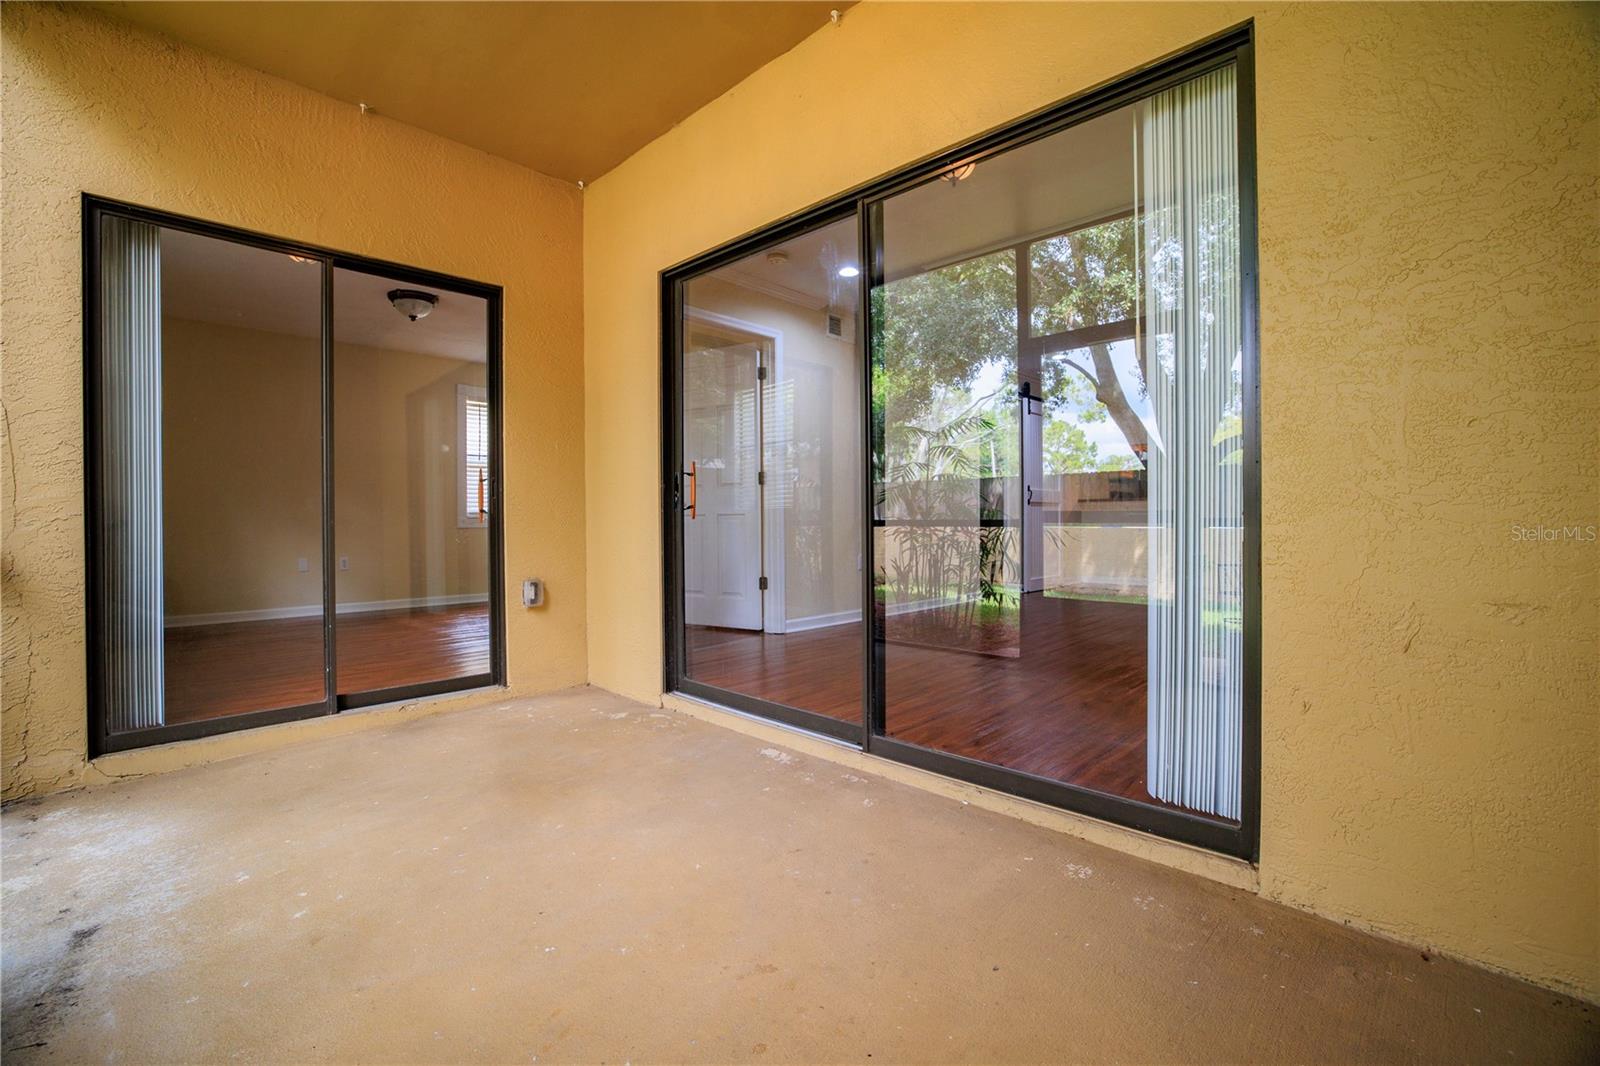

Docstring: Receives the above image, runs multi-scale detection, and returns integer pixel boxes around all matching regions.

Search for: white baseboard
[784,610,860,632]
[165,593,489,628]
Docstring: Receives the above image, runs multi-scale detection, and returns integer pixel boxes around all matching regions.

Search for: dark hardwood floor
[685,624,864,721]
[687,593,1198,814]
[334,603,490,695]
[167,597,1200,817]
[163,603,490,725]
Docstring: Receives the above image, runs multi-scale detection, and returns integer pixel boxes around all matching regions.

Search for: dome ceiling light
[942,161,977,185]
[388,288,438,322]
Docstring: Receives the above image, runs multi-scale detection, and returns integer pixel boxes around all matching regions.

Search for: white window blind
[1139,63,1244,821]
[458,384,489,526]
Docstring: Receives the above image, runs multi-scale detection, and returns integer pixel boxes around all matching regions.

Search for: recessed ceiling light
[837,265,861,278]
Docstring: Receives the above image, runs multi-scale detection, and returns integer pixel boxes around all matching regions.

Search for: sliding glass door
[86,199,504,753]
[664,31,1256,855]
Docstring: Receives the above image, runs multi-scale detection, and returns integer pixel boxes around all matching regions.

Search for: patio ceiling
[86,1,851,185]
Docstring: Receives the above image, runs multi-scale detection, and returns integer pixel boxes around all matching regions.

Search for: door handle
[684,461,697,520]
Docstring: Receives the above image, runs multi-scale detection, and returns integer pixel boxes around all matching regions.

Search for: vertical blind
[1139,64,1244,820]
[96,215,166,732]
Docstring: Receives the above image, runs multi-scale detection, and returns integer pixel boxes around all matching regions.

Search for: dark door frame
[83,194,508,756]
[660,24,1260,860]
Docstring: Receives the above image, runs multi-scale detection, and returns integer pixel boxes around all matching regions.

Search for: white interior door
[683,342,763,630]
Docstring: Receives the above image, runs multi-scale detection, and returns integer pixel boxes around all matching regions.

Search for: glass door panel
[332,267,492,701]
[93,217,328,738]
[677,216,864,731]
[870,68,1243,826]
[159,231,328,725]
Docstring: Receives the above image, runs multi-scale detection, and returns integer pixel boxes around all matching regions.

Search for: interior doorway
[682,333,765,632]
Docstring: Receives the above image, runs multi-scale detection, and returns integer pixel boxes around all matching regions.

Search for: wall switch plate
[522,579,544,608]
[339,556,350,571]
[296,557,309,573]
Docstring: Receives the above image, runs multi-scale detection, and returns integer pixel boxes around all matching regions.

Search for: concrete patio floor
[3,686,1595,1063]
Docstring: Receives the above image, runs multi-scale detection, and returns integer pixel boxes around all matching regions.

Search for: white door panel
[684,343,763,630]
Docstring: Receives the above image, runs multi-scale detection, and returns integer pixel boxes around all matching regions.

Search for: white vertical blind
[97,215,166,732]
[1139,65,1244,820]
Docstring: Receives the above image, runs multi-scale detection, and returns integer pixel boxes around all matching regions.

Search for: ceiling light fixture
[388,288,438,322]
[837,265,861,279]
[767,250,790,266]
[942,161,977,184]
[288,254,316,265]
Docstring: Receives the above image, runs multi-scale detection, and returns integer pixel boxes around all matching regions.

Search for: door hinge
[757,470,765,486]
[757,365,768,380]
[759,576,768,591]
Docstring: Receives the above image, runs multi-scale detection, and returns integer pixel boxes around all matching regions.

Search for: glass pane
[156,227,326,726]
[333,268,491,696]
[680,216,863,723]
[871,68,1242,825]
[1029,214,1137,337]
[874,246,1022,666]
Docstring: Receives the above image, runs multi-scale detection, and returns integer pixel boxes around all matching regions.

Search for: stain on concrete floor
[3,686,1595,1063]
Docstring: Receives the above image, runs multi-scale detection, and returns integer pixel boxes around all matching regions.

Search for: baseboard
[784,610,859,632]
[165,594,489,628]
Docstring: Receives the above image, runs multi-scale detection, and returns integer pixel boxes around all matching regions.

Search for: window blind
[461,387,489,523]
[1139,64,1244,820]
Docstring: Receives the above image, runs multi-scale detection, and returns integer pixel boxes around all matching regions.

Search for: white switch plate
[522,579,544,607]
[296,557,309,573]
[339,556,350,571]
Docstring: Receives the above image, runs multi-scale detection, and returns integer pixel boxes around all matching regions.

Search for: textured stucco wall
[1,3,586,797]
[583,3,1598,998]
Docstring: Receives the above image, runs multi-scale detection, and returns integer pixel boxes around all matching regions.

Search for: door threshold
[339,680,505,716]
[665,688,860,752]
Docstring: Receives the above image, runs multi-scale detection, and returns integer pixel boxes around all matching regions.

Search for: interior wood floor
[163,604,490,725]
[686,593,1197,814]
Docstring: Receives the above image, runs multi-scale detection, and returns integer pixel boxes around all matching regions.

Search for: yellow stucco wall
[583,2,1598,999]
[1,4,586,796]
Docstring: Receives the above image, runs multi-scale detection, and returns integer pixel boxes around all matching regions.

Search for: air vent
[825,313,845,338]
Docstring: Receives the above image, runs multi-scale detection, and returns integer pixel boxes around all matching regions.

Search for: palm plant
[877,391,1017,637]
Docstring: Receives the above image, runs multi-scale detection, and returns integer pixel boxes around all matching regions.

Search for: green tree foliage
[1029,217,1137,336]
[874,216,1151,480]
